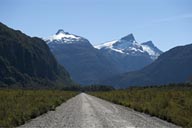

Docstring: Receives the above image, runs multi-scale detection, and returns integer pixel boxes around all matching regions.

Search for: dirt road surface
[18,93,180,128]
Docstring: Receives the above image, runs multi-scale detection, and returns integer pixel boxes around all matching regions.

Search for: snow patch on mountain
[94,34,162,59]
[95,40,124,53]
[95,40,117,49]
[45,29,81,44]
[141,44,158,59]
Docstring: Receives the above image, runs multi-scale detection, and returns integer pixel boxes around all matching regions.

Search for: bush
[0,89,77,127]
[90,84,192,128]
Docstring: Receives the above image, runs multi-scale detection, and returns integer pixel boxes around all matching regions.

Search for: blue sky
[0,0,192,51]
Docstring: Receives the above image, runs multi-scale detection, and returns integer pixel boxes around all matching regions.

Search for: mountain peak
[45,30,93,47]
[141,41,163,59]
[94,33,162,60]
[46,30,81,44]
[142,41,154,47]
[121,33,135,42]
[56,29,68,35]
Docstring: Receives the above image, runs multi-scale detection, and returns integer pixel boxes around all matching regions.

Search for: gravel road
[18,93,180,128]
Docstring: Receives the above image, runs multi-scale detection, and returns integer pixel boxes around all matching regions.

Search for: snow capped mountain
[45,29,86,44]
[95,34,136,51]
[45,29,93,50]
[94,34,162,60]
[45,30,163,85]
[141,41,163,60]
[45,29,120,85]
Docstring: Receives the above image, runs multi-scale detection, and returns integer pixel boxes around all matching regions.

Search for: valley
[0,5,192,127]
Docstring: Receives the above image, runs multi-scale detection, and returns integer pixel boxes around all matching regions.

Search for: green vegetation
[0,22,73,88]
[81,85,114,92]
[63,85,114,92]
[90,84,192,128]
[0,89,78,127]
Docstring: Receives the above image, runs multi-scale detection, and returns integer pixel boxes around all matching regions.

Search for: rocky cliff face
[0,23,72,88]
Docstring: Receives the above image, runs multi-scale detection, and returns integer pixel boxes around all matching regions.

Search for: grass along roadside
[0,89,78,127]
[89,84,192,128]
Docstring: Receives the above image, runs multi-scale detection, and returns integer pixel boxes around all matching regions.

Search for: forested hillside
[0,23,73,88]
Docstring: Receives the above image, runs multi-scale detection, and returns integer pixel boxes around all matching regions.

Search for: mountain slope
[141,41,163,60]
[46,30,120,85]
[103,44,192,87]
[46,31,162,85]
[95,34,162,72]
[0,23,72,88]
[95,34,162,60]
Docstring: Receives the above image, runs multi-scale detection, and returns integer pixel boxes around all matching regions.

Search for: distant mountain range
[102,44,192,88]
[0,23,73,88]
[95,34,162,60]
[1,23,190,88]
[46,30,162,85]
[46,30,120,85]
[94,33,162,73]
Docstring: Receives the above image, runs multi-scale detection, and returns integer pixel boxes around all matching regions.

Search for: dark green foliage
[61,85,114,92]
[90,84,192,128]
[81,85,115,92]
[0,89,78,127]
[0,22,73,88]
